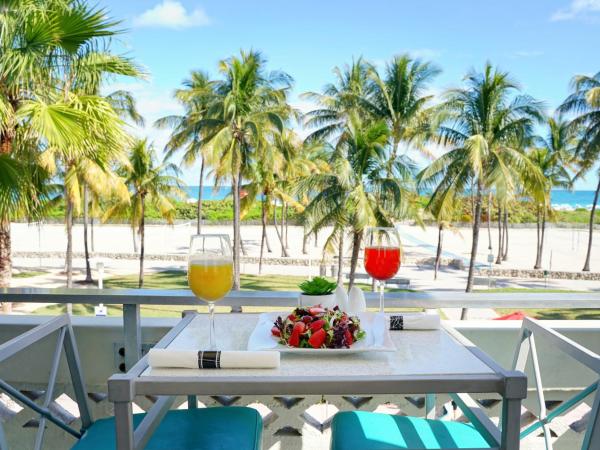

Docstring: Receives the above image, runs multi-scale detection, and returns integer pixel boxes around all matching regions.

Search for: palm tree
[201,50,293,289]
[303,58,373,143]
[104,140,183,288]
[367,55,441,175]
[529,116,574,269]
[559,71,600,271]
[420,63,544,299]
[157,71,216,234]
[301,115,415,289]
[0,0,132,287]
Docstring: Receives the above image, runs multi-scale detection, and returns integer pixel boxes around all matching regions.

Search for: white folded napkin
[389,311,441,330]
[148,349,280,369]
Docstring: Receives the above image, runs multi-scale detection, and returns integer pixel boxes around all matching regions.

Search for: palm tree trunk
[90,217,95,252]
[470,181,475,225]
[348,230,363,290]
[534,205,542,269]
[196,158,205,234]
[132,227,138,253]
[502,209,509,261]
[465,181,483,299]
[540,206,546,267]
[495,206,503,265]
[434,224,443,280]
[65,188,73,289]
[302,224,308,255]
[583,176,600,271]
[280,203,285,248]
[0,218,11,288]
[273,201,289,257]
[259,197,268,274]
[138,195,146,289]
[231,156,241,290]
[83,184,93,283]
[487,193,492,250]
[284,204,289,249]
[314,230,318,248]
[337,232,344,286]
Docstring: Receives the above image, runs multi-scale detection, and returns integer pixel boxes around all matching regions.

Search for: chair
[330,317,600,450]
[0,315,262,450]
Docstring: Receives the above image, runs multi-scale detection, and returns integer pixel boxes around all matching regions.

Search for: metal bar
[133,374,505,397]
[0,315,68,363]
[500,398,522,450]
[527,334,552,450]
[523,318,600,374]
[123,304,141,371]
[133,396,175,450]
[451,393,501,446]
[0,379,81,438]
[63,321,93,429]
[0,421,8,450]
[582,385,600,450]
[33,327,66,450]
[425,393,435,419]
[519,383,597,439]
[1,287,600,308]
[115,401,134,450]
[512,328,531,372]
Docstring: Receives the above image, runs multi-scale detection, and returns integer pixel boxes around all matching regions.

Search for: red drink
[364,246,401,280]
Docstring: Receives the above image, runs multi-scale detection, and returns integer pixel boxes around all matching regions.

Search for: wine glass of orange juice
[188,234,233,350]
[364,227,401,313]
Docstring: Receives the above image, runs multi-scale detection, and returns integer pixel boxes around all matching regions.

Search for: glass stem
[379,280,385,313]
[208,302,216,350]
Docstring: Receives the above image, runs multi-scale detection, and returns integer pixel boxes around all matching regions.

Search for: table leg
[501,398,521,450]
[115,401,134,450]
[123,304,141,371]
[425,394,436,419]
[187,395,198,409]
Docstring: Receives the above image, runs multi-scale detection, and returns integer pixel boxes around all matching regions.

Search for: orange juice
[188,256,233,302]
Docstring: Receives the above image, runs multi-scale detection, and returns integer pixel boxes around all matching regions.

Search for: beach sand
[9,222,600,293]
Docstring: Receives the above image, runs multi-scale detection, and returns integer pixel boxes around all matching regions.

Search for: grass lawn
[13,270,46,278]
[32,270,416,317]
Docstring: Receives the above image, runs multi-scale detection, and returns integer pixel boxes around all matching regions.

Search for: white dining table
[108,311,526,450]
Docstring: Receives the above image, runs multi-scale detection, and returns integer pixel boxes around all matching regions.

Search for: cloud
[408,48,442,59]
[511,50,544,58]
[133,1,210,29]
[551,0,600,21]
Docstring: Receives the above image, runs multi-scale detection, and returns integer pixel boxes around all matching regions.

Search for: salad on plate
[271,305,365,349]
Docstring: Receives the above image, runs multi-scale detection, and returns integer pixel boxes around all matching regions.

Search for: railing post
[123,304,141,371]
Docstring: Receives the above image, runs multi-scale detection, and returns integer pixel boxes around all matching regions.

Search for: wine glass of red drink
[364,227,401,312]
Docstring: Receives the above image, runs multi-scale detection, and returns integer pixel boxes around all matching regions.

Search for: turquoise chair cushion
[72,406,262,450]
[331,411,494,449]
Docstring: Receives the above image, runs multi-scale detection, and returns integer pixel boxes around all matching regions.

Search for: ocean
[184,187,597,210]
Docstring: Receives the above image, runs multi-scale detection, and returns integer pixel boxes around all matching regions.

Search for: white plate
[247,311,396,354]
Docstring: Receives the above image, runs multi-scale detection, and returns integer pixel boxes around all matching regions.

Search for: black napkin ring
[198,351,221,369]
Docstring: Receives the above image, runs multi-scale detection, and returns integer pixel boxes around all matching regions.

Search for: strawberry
[344,329,353,346]
[309,319,326,331]
[308,328,326,348]
[271,327,281,337]
[287,314,297,321]
[301,315,312,324]
[309,307,325,316]
[293,322,306,334]
[287,322,305,347]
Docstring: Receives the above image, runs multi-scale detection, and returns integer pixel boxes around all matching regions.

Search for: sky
[100,0,600,189]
